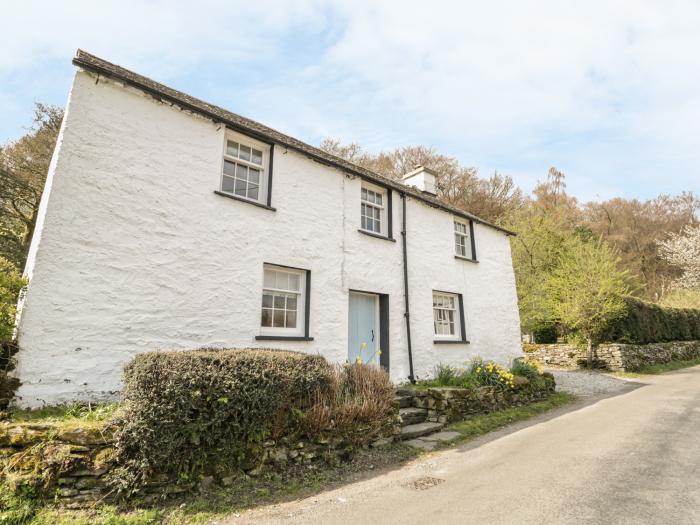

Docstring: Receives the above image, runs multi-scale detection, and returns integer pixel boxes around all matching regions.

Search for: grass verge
[613,357,700,378]
[445,392,576,443]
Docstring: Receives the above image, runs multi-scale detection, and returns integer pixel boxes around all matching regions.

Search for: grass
[613,357,700,378]
[5,403,121,426]
[446,392,576,442]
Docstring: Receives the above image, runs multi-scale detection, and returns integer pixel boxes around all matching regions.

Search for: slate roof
[72,49,514,236]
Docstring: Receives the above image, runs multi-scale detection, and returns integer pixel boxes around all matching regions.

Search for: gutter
[401,193,415,383]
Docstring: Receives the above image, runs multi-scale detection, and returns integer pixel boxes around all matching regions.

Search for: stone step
[399,407,428,425]
[400,422,444,440]
[395,395,413,409]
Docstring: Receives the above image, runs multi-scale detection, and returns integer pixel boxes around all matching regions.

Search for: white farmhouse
[14,51,522,408]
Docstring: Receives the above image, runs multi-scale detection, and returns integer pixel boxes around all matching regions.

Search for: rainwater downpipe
[400,192,415,383]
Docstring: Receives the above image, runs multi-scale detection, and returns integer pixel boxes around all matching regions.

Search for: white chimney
[402,165,438,196]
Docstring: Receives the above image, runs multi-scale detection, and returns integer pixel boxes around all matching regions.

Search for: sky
[2,0,699,202]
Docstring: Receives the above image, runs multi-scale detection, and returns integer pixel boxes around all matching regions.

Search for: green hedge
[113,349,335,491]
[602,296,700,344]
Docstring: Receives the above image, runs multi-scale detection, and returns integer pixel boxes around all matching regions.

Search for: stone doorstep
[399,407,428,425]
[394,395,413,408]
[400,422,444,440]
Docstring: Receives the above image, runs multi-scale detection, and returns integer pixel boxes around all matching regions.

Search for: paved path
[224,367,700,525]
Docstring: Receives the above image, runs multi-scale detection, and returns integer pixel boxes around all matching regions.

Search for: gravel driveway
[548,368,640,399]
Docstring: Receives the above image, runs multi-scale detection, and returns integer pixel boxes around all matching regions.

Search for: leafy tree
[0,103,63,269]
[657,224,700,290]
[546,237,630,366]
[319,139,523,223]
[0,257,26,343]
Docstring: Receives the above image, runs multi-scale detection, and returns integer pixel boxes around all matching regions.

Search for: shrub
[531,322,558,344]
[601,296,700,344]
[469,358,515,389]
[510,359,543,381]
[301,363,395,444]
[112,349,336,492]
[0,257,26,344]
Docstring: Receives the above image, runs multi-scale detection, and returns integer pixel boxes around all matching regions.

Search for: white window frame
[432,291,462,341]
[260,264,307,337]
[360,183,388,236]
[454,218,472,259]
[220,130,270,205]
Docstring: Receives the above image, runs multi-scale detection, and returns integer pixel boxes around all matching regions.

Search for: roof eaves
[71,49,515,236]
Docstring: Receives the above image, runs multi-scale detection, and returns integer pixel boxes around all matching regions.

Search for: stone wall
[0,417,401,508]
[524,340,700,371]
[398,373,556,424]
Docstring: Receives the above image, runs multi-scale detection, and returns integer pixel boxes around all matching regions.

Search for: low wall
[524,340,700,371]
[398,373,556,424]
[0,418,401,508]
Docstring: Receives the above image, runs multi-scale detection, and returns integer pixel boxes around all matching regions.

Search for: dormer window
[220,131,270,205]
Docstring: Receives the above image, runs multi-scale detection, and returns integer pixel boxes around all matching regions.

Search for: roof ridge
[72,49,514,236]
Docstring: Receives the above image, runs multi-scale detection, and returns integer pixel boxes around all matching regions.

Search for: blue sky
[2,1,699,202]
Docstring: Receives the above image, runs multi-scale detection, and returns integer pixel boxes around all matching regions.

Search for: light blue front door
[348,292,379,365]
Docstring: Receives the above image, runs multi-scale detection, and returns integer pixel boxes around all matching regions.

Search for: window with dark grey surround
[217,130,274,209]
[256,263,312,341]
[359,183,393,240]
[454,218,477,261]
[433,290,469,344]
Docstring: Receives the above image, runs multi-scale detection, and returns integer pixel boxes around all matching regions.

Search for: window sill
[433,339,471,345]
[455,254,478,263]
[358,229,396,242]
[255,335,314,341]
[214,190,276,211]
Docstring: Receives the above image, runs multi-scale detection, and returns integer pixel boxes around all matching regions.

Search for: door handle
[371,329,375,342]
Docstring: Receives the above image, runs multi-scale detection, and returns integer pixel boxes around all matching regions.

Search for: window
[432,291,467,342]
[259,264,309,338]
[361,186,385,234]
[220,132,269,204]
[454,219,474,259]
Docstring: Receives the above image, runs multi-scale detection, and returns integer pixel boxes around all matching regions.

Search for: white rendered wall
[14,70,522,407]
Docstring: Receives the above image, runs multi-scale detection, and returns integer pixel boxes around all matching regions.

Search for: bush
[0,257,26,344]
[510,359,543,381]
[601,296,700,344]
[113,349,336,492]
[301,363,395,444]
[531,322,558,344]
[469,358,515,389]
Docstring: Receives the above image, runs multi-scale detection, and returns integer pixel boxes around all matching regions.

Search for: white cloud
[2,0,700,200]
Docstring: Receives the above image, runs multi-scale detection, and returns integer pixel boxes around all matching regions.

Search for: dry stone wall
[398,373,556,424]
[524,340,700,371]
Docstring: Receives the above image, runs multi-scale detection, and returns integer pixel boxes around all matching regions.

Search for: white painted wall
[14,70,522,407]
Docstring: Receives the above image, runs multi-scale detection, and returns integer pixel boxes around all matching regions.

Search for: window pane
[287,295,297,310]
[273,310,284,327]
[224,160,237,176]
[248,185,259,200]
[222,175,235,193]
[262,293,272,308]
[239,145,251,161]
[286,311,297,328]
[227,141,239,157]
[275,272,289,290]
[361,215,367,230]
[361,188,367,201]
[252,149,263,165]
[236,163,248,180]
[249,168,260,184]
[288,274,300,292]
[261,308,272,327]
[234,178,247,196]
[274,294,285,309]
[376,193,382,206]
[264,269,276,288]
